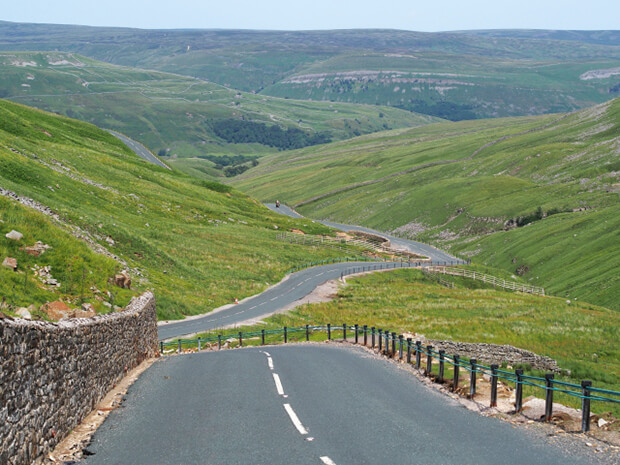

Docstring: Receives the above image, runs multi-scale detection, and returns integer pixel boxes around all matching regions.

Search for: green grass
[0,99,367,319]
[0,52,438,179]
[193,269,620,416]
[232,99,620,309]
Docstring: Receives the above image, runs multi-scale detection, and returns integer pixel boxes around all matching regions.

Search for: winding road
[82,344,601,465]
[106,129,171,170]
[159,206,462,341]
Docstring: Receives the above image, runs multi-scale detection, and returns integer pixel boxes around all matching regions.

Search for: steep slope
[232,99,620,309]
[0,52,437,178]
[0,99,350,319]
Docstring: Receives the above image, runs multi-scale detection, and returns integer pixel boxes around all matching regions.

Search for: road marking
[262,351,271,357]
[233,311,243,315]
[268,357,274,370]
[320,457,337,465]
[273,373,285,395]
[249,306,256,309]
[270,297,278,301]
[317,272,324,276]
[283,403,308,435]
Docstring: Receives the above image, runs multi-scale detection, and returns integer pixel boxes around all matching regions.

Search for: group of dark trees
[212,119,332,150]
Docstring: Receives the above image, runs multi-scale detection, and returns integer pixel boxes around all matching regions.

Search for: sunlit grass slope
[0,99,354,319]
[232,99,620,309]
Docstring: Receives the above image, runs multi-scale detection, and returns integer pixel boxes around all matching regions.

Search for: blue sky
[2,0,619,31]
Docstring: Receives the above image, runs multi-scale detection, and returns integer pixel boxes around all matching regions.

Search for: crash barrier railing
[276,231,428,260]
[161,324,619,433]
[425,266,545,296]
[290,257,470,275]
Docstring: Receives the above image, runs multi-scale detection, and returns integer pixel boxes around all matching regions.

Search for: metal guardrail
[162,324,620,433]
[426,266,545,296]
[276,231,427,259]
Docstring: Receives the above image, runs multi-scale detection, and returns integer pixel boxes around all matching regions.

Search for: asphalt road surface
[106,130,171,170]
[158,260,418,340]
[82,344,601,465]
[266,203,462,264]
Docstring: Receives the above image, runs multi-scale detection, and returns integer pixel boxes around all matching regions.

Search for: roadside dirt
[44,358,158,464]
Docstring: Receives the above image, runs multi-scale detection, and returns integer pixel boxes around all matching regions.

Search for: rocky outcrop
[0,292,158,465]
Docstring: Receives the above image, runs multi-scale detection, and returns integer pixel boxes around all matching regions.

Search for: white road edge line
[283,403,308,435]
[273,373,285,395]
[268,357,274,370]
[320,456,337,465]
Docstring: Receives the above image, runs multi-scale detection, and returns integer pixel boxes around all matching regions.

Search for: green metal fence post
[198,337,202,351]
[363,325,368,346]
[218,334,222,350]
[544,373,554,422]
[426,345,433,375]
[581,380,592,433]
[327,323,331,340]
[261,329,265,345]
[239,332,243,347]
[391,332,397,358]
[453,355,460,392]
[469,359,477,398]
[515,369,524,412]
[490,364,499,407]
[378,329,383,352]
[371,327,376,348]
[343,323,347,341]
[398,335,404,360]
[284,326,287,344]
[306,324,310,342]
[355,324,359,344]
[415,341,422,369]
[438,350,445,383]
[406,338,412,363]
[160,341,164,354]
[178,339,182,354]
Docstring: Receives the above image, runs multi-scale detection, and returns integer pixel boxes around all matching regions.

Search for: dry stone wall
[0,292,158,465]
[426,339,559,372]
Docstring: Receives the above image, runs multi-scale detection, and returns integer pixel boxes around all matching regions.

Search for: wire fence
[425,266,545,295]
[161,324,619,433]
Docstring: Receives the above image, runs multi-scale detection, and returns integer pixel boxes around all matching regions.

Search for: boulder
[71,303,96,318]
[5,230,23,241]
[42,301,72,321]
[23,241,51,257]
[15,307,32,320]
[112,270,131,289]
[2,257,17,271]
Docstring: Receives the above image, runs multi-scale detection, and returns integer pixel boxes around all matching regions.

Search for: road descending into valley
[158,260,423,340]
[106,130,171,170]
[159,204,463,340]
[266,203,460,264]
[82,345,600,465]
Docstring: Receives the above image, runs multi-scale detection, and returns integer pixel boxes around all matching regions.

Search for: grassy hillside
[232,99,620,309]
[1,22,619,119]
[0,99,362,319]
[0,51,436,178]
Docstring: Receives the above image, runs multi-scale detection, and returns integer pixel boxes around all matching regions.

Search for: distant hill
[231,99,620,309]
[0,51,437,178]
[1,22,619,120]
[0,99,347,319]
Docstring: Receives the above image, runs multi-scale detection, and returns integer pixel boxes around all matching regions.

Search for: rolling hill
[231,99,620,309]
[1,22,619,119]
[0,51,437,178]
[0,99,355,319]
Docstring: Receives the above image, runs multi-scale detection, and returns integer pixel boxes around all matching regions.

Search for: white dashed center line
[283,403,308,435]
[273,373,285,396]
[320,456,337,465]
[267,357,274,370]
